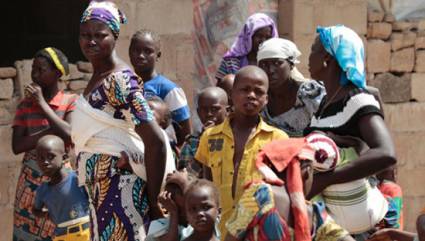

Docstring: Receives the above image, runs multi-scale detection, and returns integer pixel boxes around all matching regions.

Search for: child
[376,166,404,229]
[216,74,235,108]
[183,179,221,241]
[12,47,77,241]
[179,87,228,177]
[195,66,288,236]
[146,170,194,241]
[225,133,354,241]
[130,29,191,146]
[33,135,89,241]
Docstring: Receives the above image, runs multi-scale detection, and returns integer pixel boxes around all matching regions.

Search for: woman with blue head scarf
[305,25,397,237]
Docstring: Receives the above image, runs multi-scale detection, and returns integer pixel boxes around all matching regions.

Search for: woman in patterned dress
[74,2,167,241]
[12,47,77,241]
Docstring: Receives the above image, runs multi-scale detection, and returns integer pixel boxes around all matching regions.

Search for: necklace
[318,85,343,117]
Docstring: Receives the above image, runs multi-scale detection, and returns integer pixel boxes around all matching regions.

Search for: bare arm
[308,114,396,198]
[135,121,167,220]
[418,214,425,241]
[157,191,179,241]
[174,119,192,147]
[12,126,54,154]
[368,229,416,241]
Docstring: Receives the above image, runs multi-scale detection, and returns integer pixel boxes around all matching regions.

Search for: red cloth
[256,138,312,241]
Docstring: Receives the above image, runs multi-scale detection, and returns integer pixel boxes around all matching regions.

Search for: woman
[12,47,77,241]
[306,25,397,236]
[215,13,278,82]
[257,38,326,137]
[74,2,170,240]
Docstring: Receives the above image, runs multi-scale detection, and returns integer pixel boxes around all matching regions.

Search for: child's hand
[165,169,189,191]
[158,191,178,215]
[367,229,393,241]
[25,83,46,105]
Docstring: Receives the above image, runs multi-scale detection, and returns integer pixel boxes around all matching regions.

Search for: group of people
[10,1,425,241]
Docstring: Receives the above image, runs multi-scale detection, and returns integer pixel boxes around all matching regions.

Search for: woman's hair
[34,47,70,77]
[185,179,220,206]
[131,29,161,50]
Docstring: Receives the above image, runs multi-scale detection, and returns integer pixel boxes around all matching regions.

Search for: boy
[130,29,191,146]
[195,66,288,236]
[33,135,89,241]
[179,87,228,177]
[183,179,221,241]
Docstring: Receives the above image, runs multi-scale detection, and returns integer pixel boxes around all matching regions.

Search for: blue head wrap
[316,25,366,88]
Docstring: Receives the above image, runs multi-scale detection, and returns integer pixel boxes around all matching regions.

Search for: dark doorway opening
[1,0,89,67]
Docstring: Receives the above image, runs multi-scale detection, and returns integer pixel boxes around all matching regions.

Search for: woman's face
[79,20,116,62]
[251,26,273,53]
[258,58,292,89]
[31,57,59,88]
[308,37,327,81]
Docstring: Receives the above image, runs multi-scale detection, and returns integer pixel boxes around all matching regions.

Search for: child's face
[36,144,64,178]
[197,95,227,127]
[31,57,59,89]
[129,34,159,74]
[185,186,219,232]
[232,75,268,117]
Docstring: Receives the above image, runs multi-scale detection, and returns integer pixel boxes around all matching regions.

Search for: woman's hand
[367,229,393,241]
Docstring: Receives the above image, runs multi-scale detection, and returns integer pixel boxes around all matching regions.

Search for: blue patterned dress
[76,69,154,241]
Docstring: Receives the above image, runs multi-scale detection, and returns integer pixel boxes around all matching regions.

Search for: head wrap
[257,38,301,64]
[316,25,366,88]
[80,1,127,38]
[224,13,278,66]
[34,47,69,78]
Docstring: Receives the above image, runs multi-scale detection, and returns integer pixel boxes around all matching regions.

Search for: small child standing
[377,166,404,229]
[183,179,221,241]
[179,87,228,177]
[130,29,191,146]
[32,135,89,241]
[195,66,288,236]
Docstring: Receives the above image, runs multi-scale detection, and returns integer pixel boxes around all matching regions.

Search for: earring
[323,61,328,68]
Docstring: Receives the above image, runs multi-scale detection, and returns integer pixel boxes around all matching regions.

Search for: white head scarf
[257,38,302,64]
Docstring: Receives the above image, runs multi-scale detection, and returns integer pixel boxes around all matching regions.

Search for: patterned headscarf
[224,13,278,66]
[80,1,127,38]
[34,47,69,78]
[317,25,366,88]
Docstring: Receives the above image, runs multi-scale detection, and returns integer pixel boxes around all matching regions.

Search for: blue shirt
[34,171,89,235]
[144,74,191,122]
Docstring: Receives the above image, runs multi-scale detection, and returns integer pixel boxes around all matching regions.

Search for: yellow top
[195,116,288,237]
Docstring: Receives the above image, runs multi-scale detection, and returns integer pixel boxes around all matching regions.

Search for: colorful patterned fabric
[178,134,202,177]
[226,182,349,241]
[13,91,77,241]
[226,182,290,241]
[215,13,278,82]
[195,117,288,236]
[255,139,312,241]
[317,25,366,88]
[378,180,404,229]
[80,1,127,38]
[77,69,153,241]
[261,80,325,137]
